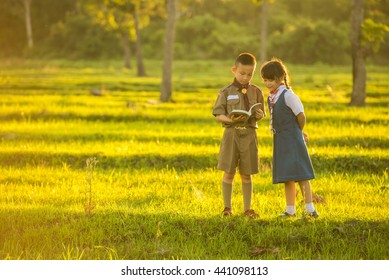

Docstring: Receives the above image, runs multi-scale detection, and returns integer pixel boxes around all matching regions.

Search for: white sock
[305,202,315,213]
[286,205,296,215]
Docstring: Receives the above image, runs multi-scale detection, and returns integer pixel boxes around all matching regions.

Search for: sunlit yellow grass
[0,60,388,260]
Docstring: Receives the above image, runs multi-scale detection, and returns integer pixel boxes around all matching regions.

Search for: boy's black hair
[260,57,290,88]
[235,53,257,67]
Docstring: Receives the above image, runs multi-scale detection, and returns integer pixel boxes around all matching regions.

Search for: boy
[212,53,265,218]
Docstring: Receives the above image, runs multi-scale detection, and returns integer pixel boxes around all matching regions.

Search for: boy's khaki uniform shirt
[212,83,265,174]
[212,84,265,128]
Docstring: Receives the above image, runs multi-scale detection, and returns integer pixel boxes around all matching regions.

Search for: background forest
[1,0,389,65]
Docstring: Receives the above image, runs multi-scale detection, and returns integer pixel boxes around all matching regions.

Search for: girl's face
[262,77,283,93]
[232,63,255,85]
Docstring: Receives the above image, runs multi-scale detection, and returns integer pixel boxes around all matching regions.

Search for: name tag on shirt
[227,95,239,100]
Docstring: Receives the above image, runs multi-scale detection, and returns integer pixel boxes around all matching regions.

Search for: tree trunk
[121,32,132,69]
[160,0,177,103]
[259,0,267,64]
[350,0,366,106]
[133,10,147,77]
[23,0,33,49]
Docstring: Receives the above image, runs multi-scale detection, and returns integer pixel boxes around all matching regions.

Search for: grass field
[0,59,388,260]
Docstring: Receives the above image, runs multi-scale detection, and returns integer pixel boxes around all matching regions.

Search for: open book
[229,103,261,119]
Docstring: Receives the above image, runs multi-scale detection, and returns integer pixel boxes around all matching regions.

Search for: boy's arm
[215,114,232,123]
[216,114,246,123]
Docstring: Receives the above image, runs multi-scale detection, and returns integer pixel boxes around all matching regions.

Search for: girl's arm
[296,112,306,130]
[296,112,309,142]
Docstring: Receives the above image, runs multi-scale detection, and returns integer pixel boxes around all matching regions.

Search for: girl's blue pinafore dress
[268,90,315,184]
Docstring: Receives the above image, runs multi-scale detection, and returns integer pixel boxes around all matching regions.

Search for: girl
[260,58,318,218]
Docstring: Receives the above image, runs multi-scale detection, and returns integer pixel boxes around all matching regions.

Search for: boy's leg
[241,174,259,218]
[222,172,234,214]
[240,174,252,211]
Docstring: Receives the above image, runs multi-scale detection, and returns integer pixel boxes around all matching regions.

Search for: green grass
[0,60,388,260]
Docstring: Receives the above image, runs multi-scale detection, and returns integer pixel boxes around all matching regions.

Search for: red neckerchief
[269,83,284,134]
[232,79,250,110]
[269,83,284,108]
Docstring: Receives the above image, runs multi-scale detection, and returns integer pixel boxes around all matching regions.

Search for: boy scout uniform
[213,82,265,175]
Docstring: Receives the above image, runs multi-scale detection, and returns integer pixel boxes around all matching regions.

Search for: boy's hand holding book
[228,103,263,122]
[230,114,249,123]
[252,108,264,120]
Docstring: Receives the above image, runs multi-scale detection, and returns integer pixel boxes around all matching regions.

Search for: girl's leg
[285,181,296,206]
[298,180,312,204]
[298,180,318,217]
[283,181,296,216]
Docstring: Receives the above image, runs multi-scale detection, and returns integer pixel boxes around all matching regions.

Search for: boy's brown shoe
[244,209,259,219]
[222,207,232,216]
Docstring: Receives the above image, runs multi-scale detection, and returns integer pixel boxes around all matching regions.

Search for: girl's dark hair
[260,57,290,88]
[235,53,257,67]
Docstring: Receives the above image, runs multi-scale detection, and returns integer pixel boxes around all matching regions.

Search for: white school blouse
[270,85,304,116]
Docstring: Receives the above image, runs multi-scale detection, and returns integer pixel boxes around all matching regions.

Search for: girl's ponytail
[284,75,290,89]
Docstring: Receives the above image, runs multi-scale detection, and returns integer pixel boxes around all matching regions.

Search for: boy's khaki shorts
[217,127,259,175]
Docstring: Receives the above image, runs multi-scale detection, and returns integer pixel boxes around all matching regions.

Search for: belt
[234,126,248,130]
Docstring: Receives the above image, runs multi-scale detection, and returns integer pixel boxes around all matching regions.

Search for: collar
[270,83,286,95]
[232,78,250,91]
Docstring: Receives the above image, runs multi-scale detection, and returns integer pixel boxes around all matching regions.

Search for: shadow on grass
[0,150,387,174]
[0,207,388,260]
[2,130,388,149]
[0,151,219,170]
[0,150,388,174]
[0,132,223,146]
[0,107,388,125]
[0,112,213,124]
[313,136,389,149]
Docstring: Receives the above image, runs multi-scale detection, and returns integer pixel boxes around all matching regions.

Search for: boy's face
[232,63,255,85]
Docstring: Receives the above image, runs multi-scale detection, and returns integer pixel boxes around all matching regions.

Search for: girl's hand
[303,132,309,143]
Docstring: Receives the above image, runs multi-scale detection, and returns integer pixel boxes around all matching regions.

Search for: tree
[350,0,367,106]
[85,0,155,74]
[160,0,178,102]
[22,0,33,49]
[259,0,268,64]
[350,0,389,106]
[133,7,146,76]
[253,0,277,64]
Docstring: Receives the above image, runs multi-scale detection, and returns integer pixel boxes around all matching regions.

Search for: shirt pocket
[227,98,240,114]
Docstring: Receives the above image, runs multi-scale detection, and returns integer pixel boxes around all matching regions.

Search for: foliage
[362,18,389,53]
[0,60,388,259]
[1,0,389,64]
[0,0,78,56]
[268,20,350,64]
[43,13,122,59]
[175,14,258,59]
